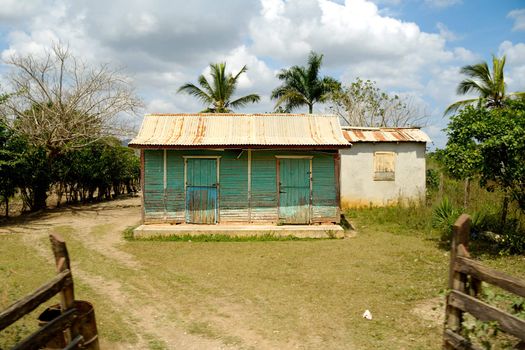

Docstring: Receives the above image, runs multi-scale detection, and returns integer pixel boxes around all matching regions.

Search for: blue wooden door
[186,158,218,224]
[278,158,311,224]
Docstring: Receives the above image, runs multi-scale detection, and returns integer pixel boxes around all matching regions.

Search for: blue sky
[0,0,523,149]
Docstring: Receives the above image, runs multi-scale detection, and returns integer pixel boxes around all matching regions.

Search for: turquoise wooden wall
[142,149,338,223]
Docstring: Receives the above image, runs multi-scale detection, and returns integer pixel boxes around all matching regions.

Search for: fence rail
[443,214,525,349]
[0,233,99,350]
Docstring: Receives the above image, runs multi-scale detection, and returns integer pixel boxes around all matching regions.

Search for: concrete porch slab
[133,223,344,239]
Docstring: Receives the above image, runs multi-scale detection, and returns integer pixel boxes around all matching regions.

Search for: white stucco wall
[340,143,426,208]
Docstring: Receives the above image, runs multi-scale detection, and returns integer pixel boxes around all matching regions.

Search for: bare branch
[328,78,428,127]
[3,43,143,152]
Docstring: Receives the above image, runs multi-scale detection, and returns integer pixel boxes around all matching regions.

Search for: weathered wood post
[443,214,471,349]
[50,233,77,345]
[49,233,100,350]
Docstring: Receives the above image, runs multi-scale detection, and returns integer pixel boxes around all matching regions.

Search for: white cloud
[508,8,525,31]
[0,0,45,22]
[146,98,179,113]
[453,47,478,62]
[499,41,525,91]
[249,0,457,92]
[437,22,458,41]
[1,0,515,147]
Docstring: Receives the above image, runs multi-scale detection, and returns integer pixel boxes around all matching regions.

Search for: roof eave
[128,144,351,150]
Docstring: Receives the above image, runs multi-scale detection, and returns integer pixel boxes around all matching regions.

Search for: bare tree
[329,78,427,127]
[3,44,142,155]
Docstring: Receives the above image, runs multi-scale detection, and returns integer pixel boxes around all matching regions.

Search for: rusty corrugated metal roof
[342,127,430,143]
[129,113,350,148]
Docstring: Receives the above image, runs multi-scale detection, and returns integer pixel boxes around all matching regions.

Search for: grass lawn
[1,199,524,349]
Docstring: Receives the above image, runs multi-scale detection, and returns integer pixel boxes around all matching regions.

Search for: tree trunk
[308,103,313,114]
[4,196,8,218]
[33,185,48,211]
[56,183,63,208]
[501,195,509,227]
[439,172,444,200]
[463,177,470,208]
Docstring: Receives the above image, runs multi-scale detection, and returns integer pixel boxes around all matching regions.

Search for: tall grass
[345,156,525,254]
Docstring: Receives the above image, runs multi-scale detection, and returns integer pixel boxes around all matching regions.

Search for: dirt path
[1,197,237,349]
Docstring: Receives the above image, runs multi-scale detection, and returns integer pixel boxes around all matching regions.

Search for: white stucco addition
[339,128,430,208]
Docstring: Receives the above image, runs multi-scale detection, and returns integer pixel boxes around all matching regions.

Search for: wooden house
[128,113,350,225]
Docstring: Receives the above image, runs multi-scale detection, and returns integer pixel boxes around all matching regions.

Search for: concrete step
[133,224,344,239]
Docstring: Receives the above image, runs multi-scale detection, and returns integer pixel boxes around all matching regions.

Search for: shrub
[432,197,460,240]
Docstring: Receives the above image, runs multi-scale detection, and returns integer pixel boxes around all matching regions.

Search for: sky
[0,0,523,148]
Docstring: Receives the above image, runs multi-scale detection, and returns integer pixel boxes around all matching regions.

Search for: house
[339,126,430,208]
[128,113,350,226]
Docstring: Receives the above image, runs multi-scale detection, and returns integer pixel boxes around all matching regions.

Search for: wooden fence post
[445,214,471,341]
[49,234,100,350]
[49,233,78,343]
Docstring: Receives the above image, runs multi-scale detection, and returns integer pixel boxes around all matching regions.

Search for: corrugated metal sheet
[129,113,349,147]
[342,127,430,143]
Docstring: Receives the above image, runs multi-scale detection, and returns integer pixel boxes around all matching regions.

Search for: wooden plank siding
[143,150,165,221]
[219,153,249,222]
[142,149,340,224]
[312,155,338,223]
[166,151,185,221]
[251,151,278,222]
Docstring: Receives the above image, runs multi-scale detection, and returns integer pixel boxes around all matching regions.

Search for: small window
[374,152,395,181]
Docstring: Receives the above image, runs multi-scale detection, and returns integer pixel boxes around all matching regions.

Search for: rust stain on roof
[342,127,430,143]
[129,113,350,148]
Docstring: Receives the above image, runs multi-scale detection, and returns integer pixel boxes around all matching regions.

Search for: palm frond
[274,90,308,112]
[232,65,248,82]
[443,98,480,116]
[177,83,213,105]
[492,55,506,98]
[306,51,323,86]
[456,79,487,96]
[460,62,491,83]
[197,75,214,96]
[229,94,260,109]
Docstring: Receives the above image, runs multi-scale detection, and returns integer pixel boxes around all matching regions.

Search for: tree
[444,55,525,116]
[271,51,340,114]
[443,100,525,224]
[329,78,427,127]
[4,43,142,156]
[178,62,260,113]
[2,44,142,211]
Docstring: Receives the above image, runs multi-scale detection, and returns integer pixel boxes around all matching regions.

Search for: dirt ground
[1,196,454,349]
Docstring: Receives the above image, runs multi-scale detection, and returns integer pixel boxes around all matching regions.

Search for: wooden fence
[443,214,525,349]
[0,233,99,350]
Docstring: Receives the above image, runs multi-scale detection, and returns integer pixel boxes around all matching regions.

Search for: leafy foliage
[444,101,525,211]
[0,122,24,215]
[271,51,340,113]
[178,62,260,112]
[53,137,140,204]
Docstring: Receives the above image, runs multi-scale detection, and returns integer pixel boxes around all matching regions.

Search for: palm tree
[178,62,260,113]
[444,55,525,115]
[271,51,340,114]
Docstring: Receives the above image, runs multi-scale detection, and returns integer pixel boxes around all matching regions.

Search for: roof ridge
[145,113,338,117]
